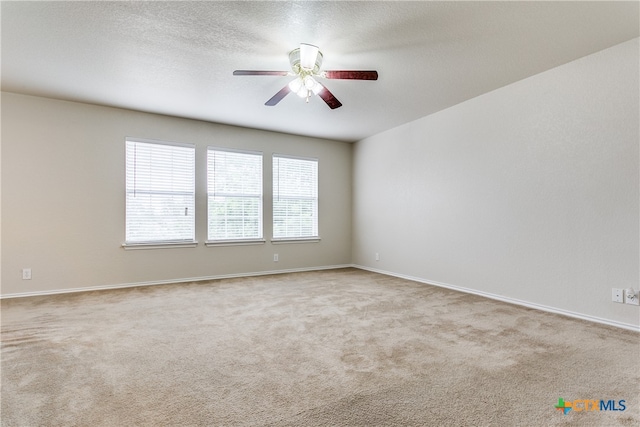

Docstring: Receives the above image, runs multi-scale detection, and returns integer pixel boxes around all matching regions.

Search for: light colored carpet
[1,268,638,426]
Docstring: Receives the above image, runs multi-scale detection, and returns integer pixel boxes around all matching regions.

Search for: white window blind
[273,155,318,239]
[125,138,195,244]
[208,148,263,241]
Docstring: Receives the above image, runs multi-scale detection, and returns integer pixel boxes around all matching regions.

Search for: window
[125,138,195,246]
[273,155,318,240]
[208,148,263,242]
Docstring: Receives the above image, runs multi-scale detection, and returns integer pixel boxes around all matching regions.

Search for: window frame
[123,137,197,250]
[206,146,265,247]
[272,154,320,243]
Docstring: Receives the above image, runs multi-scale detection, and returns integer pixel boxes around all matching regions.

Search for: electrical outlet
[624,288,639,306]
[612,288,624,303]
[22,268,32,280]
[273,254,279,262]
[375,252,380,261]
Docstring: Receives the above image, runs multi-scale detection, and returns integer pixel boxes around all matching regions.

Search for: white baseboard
[353,264,640,333]
[0,264,353,299]
[4,263,638,333]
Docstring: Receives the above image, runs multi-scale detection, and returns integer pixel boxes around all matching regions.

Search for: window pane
[208,148,263,240]
[273,156,318,239]
[125,139,195,243]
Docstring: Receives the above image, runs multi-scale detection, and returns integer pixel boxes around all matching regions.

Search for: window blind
[273,155,318,239]
[125,139,195,244]
[208,148,263,241]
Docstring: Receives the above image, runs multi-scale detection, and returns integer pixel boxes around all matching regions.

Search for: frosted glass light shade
[300,44,319,70]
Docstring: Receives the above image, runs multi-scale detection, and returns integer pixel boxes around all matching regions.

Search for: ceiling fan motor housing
[289,46,323,76]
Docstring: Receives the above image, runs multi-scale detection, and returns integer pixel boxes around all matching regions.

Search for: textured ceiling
[2,1,638,142]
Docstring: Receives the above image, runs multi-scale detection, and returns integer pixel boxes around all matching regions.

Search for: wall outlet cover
[624,288,639,306]
[612,288,624,303]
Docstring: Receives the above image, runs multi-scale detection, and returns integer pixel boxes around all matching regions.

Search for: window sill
[271,237,321,244]
[122,241,198,250]
[205,239,266,247]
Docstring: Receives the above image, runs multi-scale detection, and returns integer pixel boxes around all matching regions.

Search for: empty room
[1,1,638,426]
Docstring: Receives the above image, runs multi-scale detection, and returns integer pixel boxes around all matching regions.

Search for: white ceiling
[2,1,638,142]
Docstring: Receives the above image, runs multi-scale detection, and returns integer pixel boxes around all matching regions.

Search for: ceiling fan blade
[317,87,342,109]
[233,70,290,76]
[323,70,378,80]
[265,85,291,106]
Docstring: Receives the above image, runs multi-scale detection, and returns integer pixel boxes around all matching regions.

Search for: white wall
[1,93,352,295]
[352,38,639,328]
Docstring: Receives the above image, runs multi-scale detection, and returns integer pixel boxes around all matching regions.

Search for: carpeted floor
[1,268,638,426]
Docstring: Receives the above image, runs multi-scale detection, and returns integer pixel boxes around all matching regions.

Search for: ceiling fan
[233,43,378,109]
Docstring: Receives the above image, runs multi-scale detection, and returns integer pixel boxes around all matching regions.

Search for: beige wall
[3,39,638,329]
[352,38,640,328]
[1,93,352,295]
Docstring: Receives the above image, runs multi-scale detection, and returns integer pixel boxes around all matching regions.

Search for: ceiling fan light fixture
[288,77,303,92]
[303,75,317,89]
[288,77,308,98]
[299,43,319,70]
[287,77,312,98]
[310,79,324,95]
[289,45,323,74]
